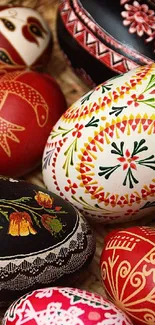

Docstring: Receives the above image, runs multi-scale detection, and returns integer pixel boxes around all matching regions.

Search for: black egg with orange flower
[0,176,95,306]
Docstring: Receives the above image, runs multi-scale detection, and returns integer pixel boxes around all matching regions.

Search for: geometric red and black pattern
[59,0,153,74]
[59,1,138,74]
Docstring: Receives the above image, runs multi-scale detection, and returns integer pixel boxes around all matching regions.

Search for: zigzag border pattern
[62,64,152,122]
[59,0,138,75]
[72,0,154,65]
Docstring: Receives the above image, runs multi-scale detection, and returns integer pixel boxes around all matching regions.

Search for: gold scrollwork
[117,261,131,279]
[144,311,155,323]
[145,251,155,265]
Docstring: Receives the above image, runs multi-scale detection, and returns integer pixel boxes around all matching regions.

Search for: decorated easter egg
[0,69,66,177]
[57,0,154,86]
[2,286,134,325]
[0,176,95,306]
[0,5,52,70]
[43,63,155,223]
[100,226,155,325]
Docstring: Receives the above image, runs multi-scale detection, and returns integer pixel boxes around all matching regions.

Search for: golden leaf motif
[0,117,25,157]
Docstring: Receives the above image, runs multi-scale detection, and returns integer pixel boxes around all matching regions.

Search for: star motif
[0,117,25,157]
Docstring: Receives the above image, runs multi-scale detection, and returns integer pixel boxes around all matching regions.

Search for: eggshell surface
[0,176,95,306]
[42,63,155,223]
[0,6,53,70]
[2,287,134,325]
[100,226,155,325]
[0,69,66,177]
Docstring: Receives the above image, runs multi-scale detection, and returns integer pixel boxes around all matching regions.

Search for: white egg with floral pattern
[43,63,155,223]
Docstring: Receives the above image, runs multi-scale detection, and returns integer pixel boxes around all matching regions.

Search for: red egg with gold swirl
[100,226,155,325]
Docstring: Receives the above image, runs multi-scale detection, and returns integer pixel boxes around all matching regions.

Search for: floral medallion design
[121,0,155,51]
[100,226,155,325]
[43,64,155,223]
[0,177,95,306]
[2,287,133,325]
[98,138,155,189]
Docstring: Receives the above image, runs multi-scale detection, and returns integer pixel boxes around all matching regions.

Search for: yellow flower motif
[34,191,54,208]
[8,212,37,237]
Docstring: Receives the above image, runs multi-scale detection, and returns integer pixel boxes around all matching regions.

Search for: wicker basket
[0,0,154,322]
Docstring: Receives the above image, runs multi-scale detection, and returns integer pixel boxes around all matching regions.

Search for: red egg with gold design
[0,5,53,71]
[100,226,155,325]
[0,69,66,177]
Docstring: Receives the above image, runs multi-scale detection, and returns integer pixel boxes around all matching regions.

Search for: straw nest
[0,0,154,322]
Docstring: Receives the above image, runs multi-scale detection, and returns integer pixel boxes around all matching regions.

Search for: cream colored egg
[42,64,155,223]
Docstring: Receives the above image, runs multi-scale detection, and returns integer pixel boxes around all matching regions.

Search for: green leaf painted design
[101,84,113,93]
[44,208,67,214]
[51,126,73,139]
[109,106,127,117]
[140,201,155,210]
[140,98,155,109]
[123,167,139,188]
[98,164,121,179]
[85,116,100,128]
[11,197,32,203]
[0,194,67,236]
[30,212,41,228]
[63,138,78,177]
[81,91,94,105]
[98,139,154,189]
[72,195,114,214]
[41,216,64,236]
[131,139,148,157]
[137,155,155,170]
[143,75,155,93]
[43,149,55,170]
[111,142,124,156]
[0,209,9,221]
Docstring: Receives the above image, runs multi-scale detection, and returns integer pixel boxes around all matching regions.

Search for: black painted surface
[0,177,77,257]
[57,12,118,85]
[56,0,155,85]
[79,0,154,59]
[0,176,95,306]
